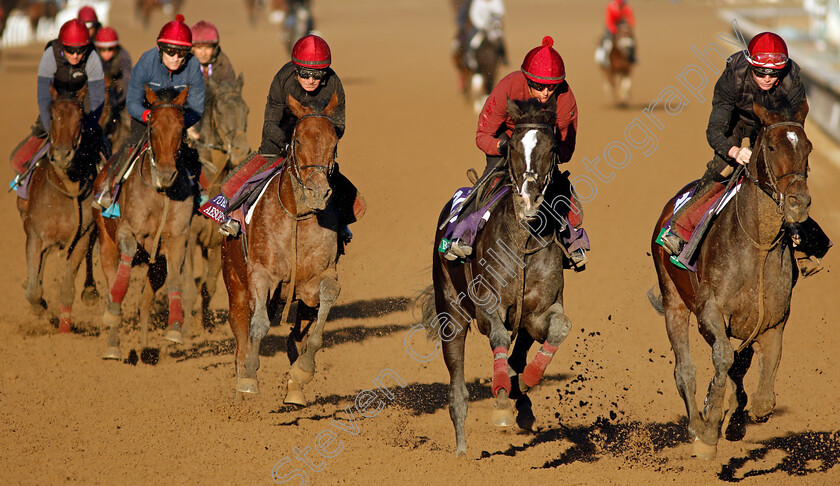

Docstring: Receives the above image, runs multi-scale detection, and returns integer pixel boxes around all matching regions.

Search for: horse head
[48,84,85,171]
[753,100,811,224]
[145,84,187,189]
[506,97,557,220]
[286,92,339,212]
[207,74,251,168]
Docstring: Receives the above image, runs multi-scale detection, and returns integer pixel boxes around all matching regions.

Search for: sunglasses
[161,47,188,58]
[526,78,559,93]
[751,66,780,78]
[63,45,86,55]
[297,68,326,80]
[97,47,115,53]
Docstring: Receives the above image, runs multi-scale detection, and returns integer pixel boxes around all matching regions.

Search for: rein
[145,101,185,187]
[278,113,337,220]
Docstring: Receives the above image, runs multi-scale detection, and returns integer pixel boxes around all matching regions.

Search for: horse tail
[647,285,664,316]
[413,285,440,341]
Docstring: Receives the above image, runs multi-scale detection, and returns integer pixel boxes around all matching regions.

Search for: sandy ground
[2,0,840,484]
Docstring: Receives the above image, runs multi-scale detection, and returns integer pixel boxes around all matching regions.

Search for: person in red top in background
[599,0,636,64]
[446,36,588,269]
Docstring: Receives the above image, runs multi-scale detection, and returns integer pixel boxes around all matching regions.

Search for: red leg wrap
[168,291,183,326]
[109,254,132,304]
[58,305,72,333]
[491,346,511,397]
[522,343,559,388]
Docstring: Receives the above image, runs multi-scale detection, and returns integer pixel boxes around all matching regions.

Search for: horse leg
[619,75,631,106]
[485,314,514,428]
[162,234,188,344]
[201,241,223,330]
[750,324,785,422]
[138,278,155,349]
[284,304,313,406]
[240,272,273,394]
[442,331,469,456]
[661,280,706,455]
[287,276,341,405]
[102,234,138,360]
[695,304,735,458]
[724,346,754,441]
[508,330,535,431]
[57,233,91,333]
[222,251,253,399]
[181,231,199,338]
[81,226,99,305]
[24,233,48,315]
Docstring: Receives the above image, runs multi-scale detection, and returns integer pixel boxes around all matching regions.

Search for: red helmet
[157,14,192,48]
[190,20,218,45]
[292,34,331,69]
[747,32,788,69]
[521,36,566,84]
[93,27,118,48]
[58,19,90,47]
[77,5,98,26]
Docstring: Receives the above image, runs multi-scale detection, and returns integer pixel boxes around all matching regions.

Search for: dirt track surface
[2,0,840,484]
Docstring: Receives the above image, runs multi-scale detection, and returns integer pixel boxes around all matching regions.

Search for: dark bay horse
[424,98,574,455]
[94,86,195,358]
[650,101,811,459]
[601,22,634,107]
[222,92,340,405]
[454,17,505,114]
[183,74,251,336]
[17,85,99,332]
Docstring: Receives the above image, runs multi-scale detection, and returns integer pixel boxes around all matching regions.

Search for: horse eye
[767,145,775,152]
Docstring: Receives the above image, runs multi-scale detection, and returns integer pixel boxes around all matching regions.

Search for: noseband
[506,122,555,198]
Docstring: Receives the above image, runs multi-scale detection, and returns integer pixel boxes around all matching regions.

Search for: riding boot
[329,162,362,245]
[93,119,147,209]
[794,250,823,277]
[661,164,726,256]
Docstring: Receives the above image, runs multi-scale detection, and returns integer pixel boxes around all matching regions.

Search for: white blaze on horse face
[787,131,798,147]
[520,130,539,203]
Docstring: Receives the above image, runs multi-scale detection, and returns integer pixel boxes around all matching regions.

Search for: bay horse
[601,21,634,107]
[99,73,131,156]
[135,0,184,30]
[17,85,99,332]
[650,101,811,459]
[424,97,574,455]
[222,92,340,405]
[94,85,195,359]
[182,74,251,336]
[454,17,506,114]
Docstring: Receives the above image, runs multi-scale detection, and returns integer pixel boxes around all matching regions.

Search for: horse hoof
[81,287,100,306]
[284,388,307,406]
[102,308,121,327]
[31,300,47,316]
[692,437,717,460]
[58,320,71,334]
[492,407,515,427]
[163,329,184,344]
[289,362,314,385]
[236,378,259,395]
[102,346,122,360]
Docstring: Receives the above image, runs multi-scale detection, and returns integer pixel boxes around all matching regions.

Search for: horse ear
[49,83,58,101]
[324,92,339,118]
[287,94,310,118]
[145,84,158,105]
[506,96,519,120]
[544,95,557,113]
[793,100,809,124]
[172,86,190,106]
[236,72,244,91]
[75,85,87,103]
[753,102,770,125]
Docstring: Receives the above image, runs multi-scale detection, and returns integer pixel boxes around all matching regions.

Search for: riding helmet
[521,36,566,84]
[58,19,90,47]
[746,32,788,70]
[157,14,192,49]
[291,34,331,69]
[191,20,219,46]
[93,27,119,49]
[77,5,99,28]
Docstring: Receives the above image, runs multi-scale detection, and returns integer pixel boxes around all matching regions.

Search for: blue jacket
[126,47,205,128]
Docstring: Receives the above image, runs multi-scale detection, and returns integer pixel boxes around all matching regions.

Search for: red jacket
[605,0,635,35]
[476,71,578,162]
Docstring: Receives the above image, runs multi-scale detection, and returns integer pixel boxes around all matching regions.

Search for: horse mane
[508,97,557,127]
[755,96,795,121]
[153,87,182,104]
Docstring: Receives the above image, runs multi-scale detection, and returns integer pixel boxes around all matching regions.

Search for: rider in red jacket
[446,36,588,269]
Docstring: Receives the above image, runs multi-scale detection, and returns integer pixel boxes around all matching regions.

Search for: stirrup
[660,231,684,256]
[92,189,113,210]
[219,219,241,237]
[569,248,588,270]
[796,256,823,278]
[448,238,473,259]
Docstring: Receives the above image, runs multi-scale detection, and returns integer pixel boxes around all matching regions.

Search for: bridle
[144,101,184,189]
[48,97,84,166]
[287,113,336,189]
[505,122,555,202]
[745,121,808,215]
[193,88,249,158]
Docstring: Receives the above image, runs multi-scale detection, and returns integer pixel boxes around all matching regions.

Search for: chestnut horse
[650,101,811,459]
[17,86,99,332]
[601,21,634,107]
[222,92,340,405]
[424,98,574,455]
[183,74,251,336]
[94,86,195,359]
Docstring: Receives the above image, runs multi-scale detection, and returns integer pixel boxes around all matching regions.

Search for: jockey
[660,32,828,276]
[269,0,314,32]
[77,5,101,40]
[445,36,588,269]
[453,0,507,75]
[93,27,132,148]
[217,34,359,244]
[598,0,636,65]
[10,18,105,177]
[188,20,236,142]
[93,14,205,210]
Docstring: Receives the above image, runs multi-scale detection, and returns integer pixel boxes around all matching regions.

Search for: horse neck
[731,162,784,247]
